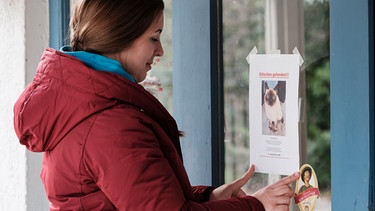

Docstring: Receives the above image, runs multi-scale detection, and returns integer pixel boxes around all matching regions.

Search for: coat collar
[60,45,136,82]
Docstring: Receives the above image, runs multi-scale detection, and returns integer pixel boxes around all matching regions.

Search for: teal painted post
[330,0,373,210]
[173,0,224,187]
[369,0,374,208]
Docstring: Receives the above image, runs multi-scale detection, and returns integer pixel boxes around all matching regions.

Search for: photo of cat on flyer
[262,80,286,136]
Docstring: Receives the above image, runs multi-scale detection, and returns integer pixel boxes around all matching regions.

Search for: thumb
[231,164,255,189]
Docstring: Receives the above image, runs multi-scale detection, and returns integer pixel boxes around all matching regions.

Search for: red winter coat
[14,48,265,211]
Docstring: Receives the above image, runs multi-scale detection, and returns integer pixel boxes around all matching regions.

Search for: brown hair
[70,0,164,54]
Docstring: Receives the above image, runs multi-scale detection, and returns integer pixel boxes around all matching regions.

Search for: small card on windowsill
[294,164,320,211]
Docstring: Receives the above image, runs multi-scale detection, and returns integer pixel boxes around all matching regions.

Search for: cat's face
[264,83,278,106]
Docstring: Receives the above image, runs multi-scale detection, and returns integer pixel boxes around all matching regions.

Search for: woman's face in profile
[106,12,165,82]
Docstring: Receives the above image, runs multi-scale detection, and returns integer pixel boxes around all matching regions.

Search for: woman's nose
[155,41,164,57]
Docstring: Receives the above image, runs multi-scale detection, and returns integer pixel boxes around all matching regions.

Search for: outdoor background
[152,0,330,209]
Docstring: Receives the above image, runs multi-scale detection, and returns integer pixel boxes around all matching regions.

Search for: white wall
[0,0,49,210]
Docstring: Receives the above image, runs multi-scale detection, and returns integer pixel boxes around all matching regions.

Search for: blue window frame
[330,0,374,209]
[49,0,70,49]
[172,0,224,187]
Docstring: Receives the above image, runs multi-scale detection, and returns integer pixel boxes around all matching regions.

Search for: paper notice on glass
[247,53,300,176]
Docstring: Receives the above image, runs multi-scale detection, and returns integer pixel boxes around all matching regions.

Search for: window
[223,0,330,209]
[148,0,173,112]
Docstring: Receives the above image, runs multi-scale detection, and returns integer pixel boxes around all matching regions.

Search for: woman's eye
[152,38,159,42]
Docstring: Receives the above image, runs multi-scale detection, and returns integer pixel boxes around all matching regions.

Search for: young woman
[14,0,299,210]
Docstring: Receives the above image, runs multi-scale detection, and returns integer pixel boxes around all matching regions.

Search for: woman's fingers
[252,172,300,211]
[231,164,255,189]
[235,189,247,197]
[272,184,295,197]
[209,165,256,200]
[269,172,300,189]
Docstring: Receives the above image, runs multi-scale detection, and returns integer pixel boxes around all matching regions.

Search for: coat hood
[14,48,177,152]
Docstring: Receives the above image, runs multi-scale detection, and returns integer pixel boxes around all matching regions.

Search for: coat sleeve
[83,108,265,211]
[189,186,265,210]
[192,186,215,202]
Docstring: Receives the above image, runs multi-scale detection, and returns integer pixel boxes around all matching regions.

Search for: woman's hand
[252,172,300,211]
[209,165,255,201]
[209,164,300,211]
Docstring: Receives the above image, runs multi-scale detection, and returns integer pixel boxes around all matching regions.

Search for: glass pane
[147,0,173,112]
[223,0,330,209]
[222,0,265,185]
